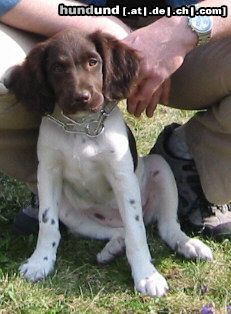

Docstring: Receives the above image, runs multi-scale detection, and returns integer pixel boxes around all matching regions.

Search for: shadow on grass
[0,221,176,296]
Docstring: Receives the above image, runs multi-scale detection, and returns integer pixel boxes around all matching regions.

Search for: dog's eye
[51,63,65,73]
[88,58,98,67]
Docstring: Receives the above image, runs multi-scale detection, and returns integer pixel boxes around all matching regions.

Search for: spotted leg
[105,154,169,297]
[19,147,62,282]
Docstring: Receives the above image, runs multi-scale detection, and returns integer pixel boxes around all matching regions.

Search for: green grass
[0,104,230,313]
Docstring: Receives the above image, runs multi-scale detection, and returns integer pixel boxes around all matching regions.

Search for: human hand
[123,16,197,117]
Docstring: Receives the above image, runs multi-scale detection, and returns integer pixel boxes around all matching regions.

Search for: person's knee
[0,23,42,130]
[0,22,42,83]
[168,39,231,111]
[212,95,231,134]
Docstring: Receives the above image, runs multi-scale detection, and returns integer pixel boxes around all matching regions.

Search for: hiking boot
[13,193,66,235]
[150,123,231,239]
[13,193,39,235]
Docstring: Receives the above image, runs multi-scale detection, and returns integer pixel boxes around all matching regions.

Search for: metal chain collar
[46,100,117,137]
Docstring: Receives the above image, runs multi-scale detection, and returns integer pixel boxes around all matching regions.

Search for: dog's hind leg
[97,236,125,264]
[70,216,125,263]
[144,154,213,261]
[59,201,125,263]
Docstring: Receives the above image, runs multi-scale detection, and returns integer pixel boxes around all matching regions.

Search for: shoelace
[198,195,231,219]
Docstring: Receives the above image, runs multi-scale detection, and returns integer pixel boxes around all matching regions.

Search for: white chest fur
[38,107,135,208]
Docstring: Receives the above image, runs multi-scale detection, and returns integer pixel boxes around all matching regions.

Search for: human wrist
[145,15,198,57]
[157,16,198,55]
[167,16,198,53]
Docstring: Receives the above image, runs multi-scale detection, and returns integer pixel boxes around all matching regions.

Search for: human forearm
[167,0,231,55]
[0,0,130,39]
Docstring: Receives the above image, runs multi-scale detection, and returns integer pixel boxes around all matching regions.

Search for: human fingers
[128,77,160,116]
[145,87,162,118]
[159,78,171,105]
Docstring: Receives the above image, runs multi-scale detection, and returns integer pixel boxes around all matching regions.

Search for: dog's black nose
[75,90,91,103]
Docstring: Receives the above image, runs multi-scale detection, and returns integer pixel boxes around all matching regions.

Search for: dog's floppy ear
[7,41,55,114]
[89,31,140,101]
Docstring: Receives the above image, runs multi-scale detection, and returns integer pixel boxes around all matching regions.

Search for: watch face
[191,16,213,33]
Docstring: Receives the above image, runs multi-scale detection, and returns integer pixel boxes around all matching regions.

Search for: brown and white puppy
[8,29,212,297]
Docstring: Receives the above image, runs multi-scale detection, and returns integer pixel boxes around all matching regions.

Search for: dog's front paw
[19,254,55,282]
[177,238,213,261]
[133,263,169,297]
[135,271,169,297]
